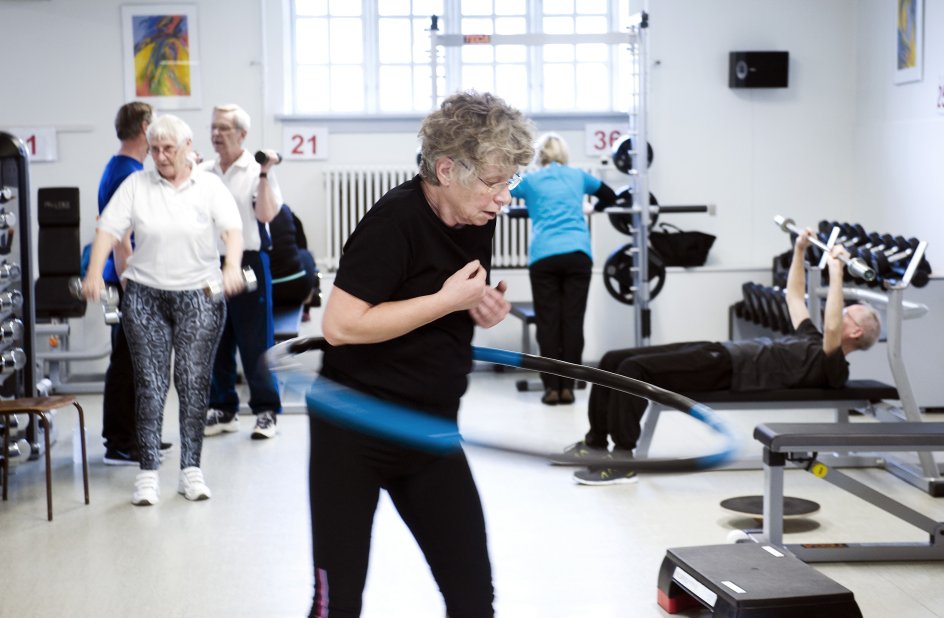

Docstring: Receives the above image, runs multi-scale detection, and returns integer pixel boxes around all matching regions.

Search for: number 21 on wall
[282,126,329,160]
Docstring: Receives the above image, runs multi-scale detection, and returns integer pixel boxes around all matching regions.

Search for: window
[290,0,634,115]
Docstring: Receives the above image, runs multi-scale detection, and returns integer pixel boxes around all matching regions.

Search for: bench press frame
[748,421,944,562]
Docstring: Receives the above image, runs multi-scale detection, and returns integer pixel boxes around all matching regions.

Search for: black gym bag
[649,222,716,267]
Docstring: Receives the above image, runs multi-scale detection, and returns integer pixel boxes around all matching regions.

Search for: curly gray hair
[418,90,534,186]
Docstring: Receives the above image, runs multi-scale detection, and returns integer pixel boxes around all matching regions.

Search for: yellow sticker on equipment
[812,463,828,478]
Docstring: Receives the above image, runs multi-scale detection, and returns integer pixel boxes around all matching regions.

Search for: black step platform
[657,543,861,617]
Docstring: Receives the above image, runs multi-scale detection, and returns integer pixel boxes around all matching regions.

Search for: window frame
[283,0,634,127]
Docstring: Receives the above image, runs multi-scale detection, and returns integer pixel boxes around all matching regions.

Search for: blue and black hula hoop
[267,337,737,473]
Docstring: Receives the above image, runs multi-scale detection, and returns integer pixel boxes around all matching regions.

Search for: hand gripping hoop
[267,337,738,472]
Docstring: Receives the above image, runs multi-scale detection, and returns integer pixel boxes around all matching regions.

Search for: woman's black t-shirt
[322,176,495,417]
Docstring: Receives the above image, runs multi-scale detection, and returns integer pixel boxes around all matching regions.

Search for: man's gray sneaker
[573,466,638,486]
[548,440,607,465]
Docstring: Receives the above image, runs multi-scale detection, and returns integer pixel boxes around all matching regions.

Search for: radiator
[323,165,605,271]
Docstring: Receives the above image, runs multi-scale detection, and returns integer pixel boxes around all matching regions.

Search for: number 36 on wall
[282,126,329,161]
[584,124,627,158]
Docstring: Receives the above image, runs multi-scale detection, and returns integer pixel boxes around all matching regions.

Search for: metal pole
[632,12,650,346]
[429,15,439,110]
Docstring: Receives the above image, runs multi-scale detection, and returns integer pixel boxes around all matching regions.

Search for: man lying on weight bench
[562,228,882,485]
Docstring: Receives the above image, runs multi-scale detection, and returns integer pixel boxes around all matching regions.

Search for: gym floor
[3,342,944,616]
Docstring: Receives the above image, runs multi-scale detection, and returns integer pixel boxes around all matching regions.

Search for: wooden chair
[0,395,89,521]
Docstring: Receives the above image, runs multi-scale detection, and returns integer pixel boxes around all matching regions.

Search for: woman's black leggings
[528,251,593,390]
[308,414,494,618]
[122,281,225,470]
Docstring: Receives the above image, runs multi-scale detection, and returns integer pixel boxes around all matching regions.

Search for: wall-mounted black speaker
[728,51,789,88]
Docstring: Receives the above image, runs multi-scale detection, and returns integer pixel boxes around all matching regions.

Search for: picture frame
[121,4,202,109]
[895,0,923,85]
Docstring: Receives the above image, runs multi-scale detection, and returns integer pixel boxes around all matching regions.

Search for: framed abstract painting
[895,0,923,85]
[122,4,202,108]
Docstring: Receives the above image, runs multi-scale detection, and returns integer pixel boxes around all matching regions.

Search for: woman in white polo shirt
[83,114,244,506]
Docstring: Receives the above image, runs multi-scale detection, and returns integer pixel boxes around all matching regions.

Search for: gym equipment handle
[774,215,876,282]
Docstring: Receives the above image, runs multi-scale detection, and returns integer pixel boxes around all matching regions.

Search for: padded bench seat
[755,421,944,453]
[678,380,899,405]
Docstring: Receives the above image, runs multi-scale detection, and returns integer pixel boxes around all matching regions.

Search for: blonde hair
[535,132,568,166]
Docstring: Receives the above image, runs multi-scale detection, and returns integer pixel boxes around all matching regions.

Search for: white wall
[1,1,938,396]
[853,0,943,262]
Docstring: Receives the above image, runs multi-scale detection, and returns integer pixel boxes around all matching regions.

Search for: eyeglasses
[149,144,179,158]
[842,306,863,327]
[458,160,521,194]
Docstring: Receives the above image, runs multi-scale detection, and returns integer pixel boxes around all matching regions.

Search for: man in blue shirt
[98,101,170,464]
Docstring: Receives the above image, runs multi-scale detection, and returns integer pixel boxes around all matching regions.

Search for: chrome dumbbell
[0,209,15,230]
[0,318,23,343]
[4,438,32,466]
[0,186,14,204]
[204,266,258,302]
[68,277,121,325]
[0,347,26,373]
[0,261,21,282]
[0,289,23,312]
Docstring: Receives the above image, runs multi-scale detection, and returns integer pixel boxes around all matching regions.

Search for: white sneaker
[131,471,160,506]
[251,411,277,440]
[178,466,211,501]
[204,409,239,436]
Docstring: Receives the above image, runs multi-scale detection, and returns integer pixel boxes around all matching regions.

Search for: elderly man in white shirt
[83,114,244,506]
[198,103,283,441]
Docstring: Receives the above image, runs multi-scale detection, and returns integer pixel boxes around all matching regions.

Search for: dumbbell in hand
[69,277,121,325]
[204,266,258,302]
[255,150,282,166]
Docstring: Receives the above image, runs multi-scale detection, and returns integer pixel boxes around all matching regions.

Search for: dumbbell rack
[0,132,39,472]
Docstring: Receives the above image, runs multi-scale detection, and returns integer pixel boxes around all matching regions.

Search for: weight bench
[273,304,304,343]
[637,380,898,463]
[508,302,536,355]
[745,421,944,562]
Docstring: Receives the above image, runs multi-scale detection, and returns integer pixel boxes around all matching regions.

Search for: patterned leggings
[122,281,226,470]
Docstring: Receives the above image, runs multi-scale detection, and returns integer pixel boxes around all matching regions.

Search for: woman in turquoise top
[510,133,616,405]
